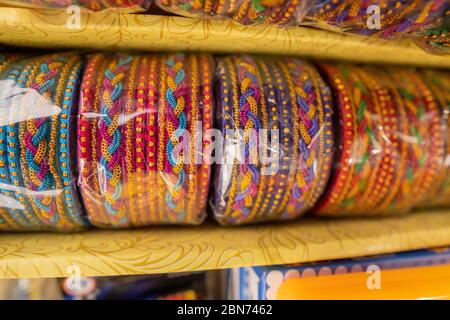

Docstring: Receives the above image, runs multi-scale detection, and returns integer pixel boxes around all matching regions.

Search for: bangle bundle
[157,0,304,26]
[387,68,445,213]
[305,0,447,38]
[0,53,87,231]
[314,64,446,217]
[416,69,450,208]
[314,64,404,216]
[213,55,333,225]
[78,53,213,228]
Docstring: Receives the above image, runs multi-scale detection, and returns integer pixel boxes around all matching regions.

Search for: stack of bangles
[304,0,448,39]
[0,53,87,231]
[420,69,450,208]
[212,55,334,225]
[156,0,304,26]
[7,0,149,11]
[313,64,446,217]
[78,53,213,228]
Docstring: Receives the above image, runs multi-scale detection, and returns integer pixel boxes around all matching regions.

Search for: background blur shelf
[1,210,450,279]
[0,7,449,68]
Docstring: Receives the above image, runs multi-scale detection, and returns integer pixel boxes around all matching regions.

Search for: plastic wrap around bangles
[0,53,87,231]
[314,63,446,217]
[212,55,334,225]
[0,0,151,11]
[78,53,214,228]
[156,0,310,26]
[420,69,450,208]
[303,0,448,39]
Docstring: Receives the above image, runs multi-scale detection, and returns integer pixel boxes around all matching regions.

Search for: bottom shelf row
[2,245,450,300]
[1,209,450,279]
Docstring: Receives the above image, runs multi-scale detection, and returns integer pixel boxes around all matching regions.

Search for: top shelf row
[0,7,449,68]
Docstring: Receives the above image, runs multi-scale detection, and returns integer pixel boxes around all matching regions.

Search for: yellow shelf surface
[1,210,450,279]
[0,8,449,67]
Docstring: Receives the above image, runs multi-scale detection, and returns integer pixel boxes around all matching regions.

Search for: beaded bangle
[213,55,334,225]
[196,54,214,218]
[387,68,446,213]
[79,53,212,228]
[356,67,407,215]
[133,56,150,225]
[79,53,132,228]
[145,55,160,223]
[158,0,303,26]
[0,58,35,230]
[420,69,450,207]
[255,58,290,220]
[123,56,139,226]
[314,64,409,216]
[0,53,86,231]
[160,54,190,223]
[363,67,408,215]
[78,53,109,226]
[286,59,334,214]
[267,59,298,221]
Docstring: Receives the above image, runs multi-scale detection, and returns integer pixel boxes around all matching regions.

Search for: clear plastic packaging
[155,0,310,27]
[314,63,447,217]
[0,52,87,231]
[212,55,334,225]
[78,53,213,228]
[303,0,448,39]
[0,0,151,11]
[420,69,450,208]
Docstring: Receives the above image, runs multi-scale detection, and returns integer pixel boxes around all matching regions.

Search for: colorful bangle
[160,53,189,223]
[133,56,150,225]
[159,53,213,224]
[145,55,160,223]
[356,67,407,215]
[79,53,212,228]
[387,68,446,213]
[420,69,450,207]
[0,53,86,231]
[213,55,334,225]
[196,54,214,218]
[284,59,334,215]
[79,53,132,228]
[0,58,36,230]
[255,57,290,220]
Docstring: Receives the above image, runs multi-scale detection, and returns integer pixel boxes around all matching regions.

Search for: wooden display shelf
[0,7,449,68]
[1,209,450,279]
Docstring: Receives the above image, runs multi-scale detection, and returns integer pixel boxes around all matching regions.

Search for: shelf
[0,8,449,68]
[1,209,450,279]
